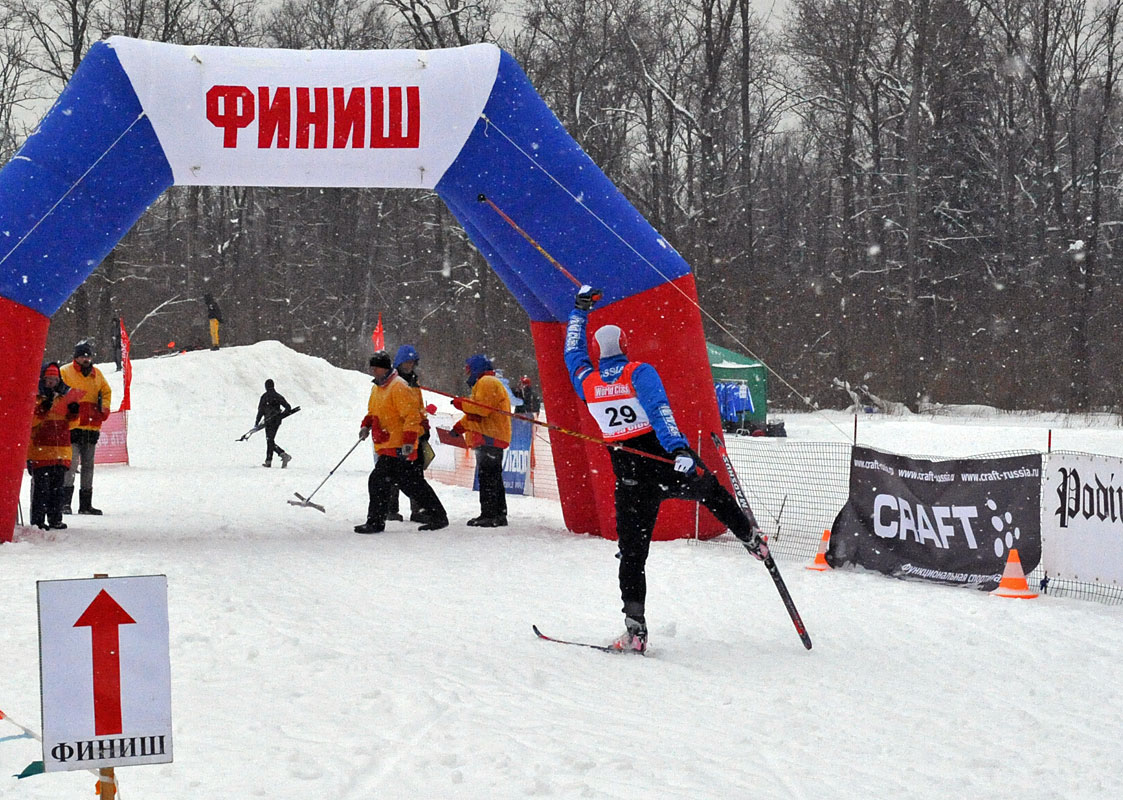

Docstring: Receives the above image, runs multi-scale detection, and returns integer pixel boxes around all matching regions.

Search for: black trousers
[611,432,753,618]
[389,434,430,514]
[366,453,446,524]
[475,445,507,518]
[30,464,67,526]
[264,422,286,463]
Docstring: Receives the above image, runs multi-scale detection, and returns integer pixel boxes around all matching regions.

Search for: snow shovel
[287,436,364,513]
[237,406,302,441]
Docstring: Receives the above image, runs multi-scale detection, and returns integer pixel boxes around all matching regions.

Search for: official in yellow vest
[27,362,79,529]
[451,354,511,527]
[353,350,447,535]
[59,341,111,515]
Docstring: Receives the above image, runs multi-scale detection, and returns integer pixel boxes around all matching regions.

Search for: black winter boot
[78,489,103,515]
[61,486,74,515]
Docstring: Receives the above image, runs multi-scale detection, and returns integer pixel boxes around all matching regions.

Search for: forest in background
[3,0,1123,412]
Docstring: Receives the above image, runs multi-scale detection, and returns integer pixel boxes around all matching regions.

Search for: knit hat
[43,364,60,379]
[73,341,94,359]
[464,354,493,387]
[393,344,419,370]
[593,325,626,359]
[265,379,274,390]
[369,350,392,370]
[521,375,531,386]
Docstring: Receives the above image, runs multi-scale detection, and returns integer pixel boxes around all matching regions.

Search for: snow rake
[287,437,364,513]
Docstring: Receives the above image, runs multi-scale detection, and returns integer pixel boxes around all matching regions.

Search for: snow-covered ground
[2,342,1122,799]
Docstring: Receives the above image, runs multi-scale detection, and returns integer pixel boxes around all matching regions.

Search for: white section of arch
[108,37,501,189]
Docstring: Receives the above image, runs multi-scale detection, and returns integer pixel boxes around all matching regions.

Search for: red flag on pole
[372,314,385,351]
[119,318,132,412]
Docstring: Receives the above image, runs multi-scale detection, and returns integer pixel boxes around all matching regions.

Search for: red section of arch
[0,297,50,541]
[532,275,730,541]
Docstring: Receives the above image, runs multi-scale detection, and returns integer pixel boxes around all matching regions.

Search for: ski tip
[532,624,545,638]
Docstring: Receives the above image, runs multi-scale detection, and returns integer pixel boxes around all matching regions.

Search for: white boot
[611,616,648,653]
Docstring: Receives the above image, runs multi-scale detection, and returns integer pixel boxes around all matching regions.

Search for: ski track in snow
[2,342,1123,798]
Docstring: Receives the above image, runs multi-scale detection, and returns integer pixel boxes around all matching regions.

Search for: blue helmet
[464,354,493,387]
[393,344,419,370]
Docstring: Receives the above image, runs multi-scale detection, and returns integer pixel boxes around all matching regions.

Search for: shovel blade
[287,492,326,513]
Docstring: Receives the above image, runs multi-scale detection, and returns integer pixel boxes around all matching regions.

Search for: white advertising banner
[1042,452,1123,584]
[108,37,501,188]
[38,575,172,772]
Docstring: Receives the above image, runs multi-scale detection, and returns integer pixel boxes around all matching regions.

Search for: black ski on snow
[710,432,813,651]
[532,625,644,655]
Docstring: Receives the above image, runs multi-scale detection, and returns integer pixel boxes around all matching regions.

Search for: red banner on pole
[371,314,385,351]
[119,318,132,412]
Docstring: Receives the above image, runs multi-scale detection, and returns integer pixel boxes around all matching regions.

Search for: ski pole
[477,194,584,287]
[422,384,682,469]
[288,436,364,513]
[710,431,813,650]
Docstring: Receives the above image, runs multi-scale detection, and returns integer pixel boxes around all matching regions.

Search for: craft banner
[829,445,1042,590]
[1042,452,1123,584]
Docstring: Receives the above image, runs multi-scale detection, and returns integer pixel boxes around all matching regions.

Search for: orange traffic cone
[806,529,831,571]
[991,548,1038,598]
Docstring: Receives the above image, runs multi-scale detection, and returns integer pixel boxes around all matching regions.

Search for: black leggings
[611,433,753,618]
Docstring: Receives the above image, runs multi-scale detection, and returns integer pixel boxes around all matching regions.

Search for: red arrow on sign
[73,590,137,736]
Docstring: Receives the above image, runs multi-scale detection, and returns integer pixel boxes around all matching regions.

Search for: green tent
[706,341,767,425]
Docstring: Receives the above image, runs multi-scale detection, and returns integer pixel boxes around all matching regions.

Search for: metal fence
[702,437,1123,606]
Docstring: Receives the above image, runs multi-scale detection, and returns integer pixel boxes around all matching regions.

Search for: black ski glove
[575,285,603,311]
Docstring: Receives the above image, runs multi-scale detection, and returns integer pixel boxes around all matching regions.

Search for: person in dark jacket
[204,293,223,350]
[514,375,540,416]
[110,317,123,372]
[563,285,767,653]
[256,379,292,468]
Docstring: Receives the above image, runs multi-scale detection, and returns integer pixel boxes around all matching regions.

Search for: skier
[26,363,78,530]
[563,285,767,653]
[354,351,448,534]
[59,340,111,515]
[256,379,293,468]
[451,354,511,527]
[385,344,434,523]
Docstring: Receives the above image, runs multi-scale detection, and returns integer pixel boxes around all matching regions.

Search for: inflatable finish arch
[0,38,731,542]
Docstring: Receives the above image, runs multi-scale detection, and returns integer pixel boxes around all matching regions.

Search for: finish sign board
[38,575,172,772]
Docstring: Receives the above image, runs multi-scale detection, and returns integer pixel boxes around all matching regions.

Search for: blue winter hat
[393,344,420,369]
[465,354,493,386]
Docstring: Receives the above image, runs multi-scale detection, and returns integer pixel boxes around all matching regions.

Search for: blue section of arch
[435,51,690,323]
[0,41,173,315]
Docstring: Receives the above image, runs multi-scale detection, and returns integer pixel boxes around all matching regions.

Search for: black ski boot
[78,489,103,515]
[61,486,74,515]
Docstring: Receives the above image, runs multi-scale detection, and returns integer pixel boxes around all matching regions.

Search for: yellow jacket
[363,374,423,457]
[456,374,512,449]
[59,360,111,431]
[28,392,78,467]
